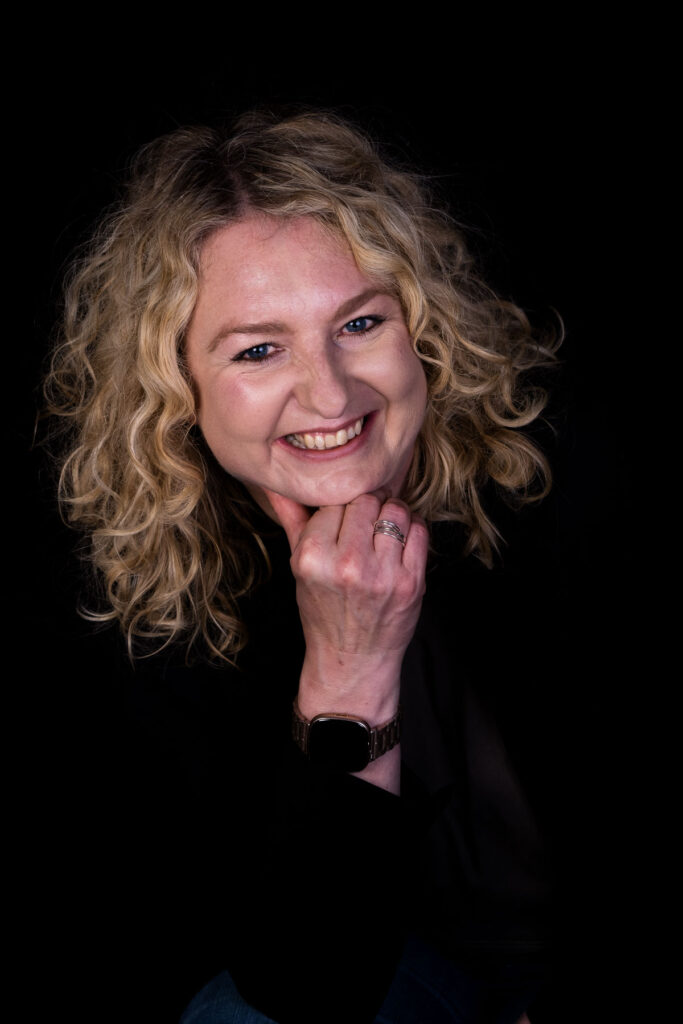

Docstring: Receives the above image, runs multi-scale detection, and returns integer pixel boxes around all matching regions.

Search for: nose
[292,347,352,421]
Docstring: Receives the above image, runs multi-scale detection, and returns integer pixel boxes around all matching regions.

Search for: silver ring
[373,519,407,548]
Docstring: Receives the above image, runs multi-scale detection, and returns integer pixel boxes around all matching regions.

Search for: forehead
[195,215,374,322]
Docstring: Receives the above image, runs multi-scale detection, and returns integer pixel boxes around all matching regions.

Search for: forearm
[297,652,403,795]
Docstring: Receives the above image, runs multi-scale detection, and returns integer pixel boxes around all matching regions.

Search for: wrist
[298,651,402,725]
[291,698,401,773]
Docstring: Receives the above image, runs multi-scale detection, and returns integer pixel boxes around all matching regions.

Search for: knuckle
[367,572,389,599]
[394,572,416,602]
[337,552,363,588]
[295,537,326,577]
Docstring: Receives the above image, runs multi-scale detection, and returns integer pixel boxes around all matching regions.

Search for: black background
[13,37,643,1022]
[21,50,633,618]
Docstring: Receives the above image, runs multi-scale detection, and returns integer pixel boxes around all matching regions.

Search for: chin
[246,459,412,517]
[292,486,367,509]
[291,476,404,508]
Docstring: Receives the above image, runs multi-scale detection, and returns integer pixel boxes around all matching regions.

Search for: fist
[265,489,429,722]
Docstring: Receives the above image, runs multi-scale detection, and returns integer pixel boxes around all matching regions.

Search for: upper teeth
[286,417,364,451]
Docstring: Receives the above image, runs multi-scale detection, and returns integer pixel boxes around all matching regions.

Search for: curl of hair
[44,110,559,660]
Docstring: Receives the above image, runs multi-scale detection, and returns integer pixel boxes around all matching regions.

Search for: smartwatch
[291,699,401,772]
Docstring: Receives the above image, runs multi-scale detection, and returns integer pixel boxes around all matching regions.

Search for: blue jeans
[180,934,543,1023]
[180,968,277,1024]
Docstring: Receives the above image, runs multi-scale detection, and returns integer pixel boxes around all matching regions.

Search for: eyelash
[233,342,275,363]
[233,315,385,363]
[341,315,385,335]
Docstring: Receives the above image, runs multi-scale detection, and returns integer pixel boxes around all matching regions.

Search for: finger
[368,487,390,506]
[401,514,430,576]
[336,493,383,552]
[371,499,413,556]
[261,487,312,553]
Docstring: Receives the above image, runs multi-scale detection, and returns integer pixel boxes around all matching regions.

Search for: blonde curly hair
[45,109,557,660]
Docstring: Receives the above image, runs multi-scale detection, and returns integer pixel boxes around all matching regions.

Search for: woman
[45,111,557,1023]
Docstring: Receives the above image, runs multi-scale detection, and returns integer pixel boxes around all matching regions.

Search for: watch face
[307,716,371,772]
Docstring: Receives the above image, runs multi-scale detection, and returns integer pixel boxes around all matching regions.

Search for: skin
[186,214,431,794]
[187,213,534,1018]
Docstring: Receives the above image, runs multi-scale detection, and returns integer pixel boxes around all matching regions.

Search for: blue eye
[342,315,384,334]
[234,343,274,362]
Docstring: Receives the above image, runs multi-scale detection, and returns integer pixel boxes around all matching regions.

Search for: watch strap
[291,700,401,764]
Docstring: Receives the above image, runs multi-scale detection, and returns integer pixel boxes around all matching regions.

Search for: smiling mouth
[285,416,366,451]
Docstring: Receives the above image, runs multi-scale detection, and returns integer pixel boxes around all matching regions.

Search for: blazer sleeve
[194,662,413,1024]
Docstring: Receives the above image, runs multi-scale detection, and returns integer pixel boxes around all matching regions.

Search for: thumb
[261,487,312,552]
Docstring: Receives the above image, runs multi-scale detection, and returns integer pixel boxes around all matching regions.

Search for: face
[185,215,428,512]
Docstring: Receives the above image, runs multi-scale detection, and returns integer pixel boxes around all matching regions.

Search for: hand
[263,488,429,725]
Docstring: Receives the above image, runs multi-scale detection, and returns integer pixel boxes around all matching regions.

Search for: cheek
[191,378,240,463]
[196,375,285,452]
[371,334,427,405]
[403,360,429,446]
[400,349,429,412]
[414,357,428,399]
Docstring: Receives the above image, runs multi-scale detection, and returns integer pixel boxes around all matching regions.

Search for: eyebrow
[206,288,384,352]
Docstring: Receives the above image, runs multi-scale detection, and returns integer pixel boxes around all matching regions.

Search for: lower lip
[276,413,375,461]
